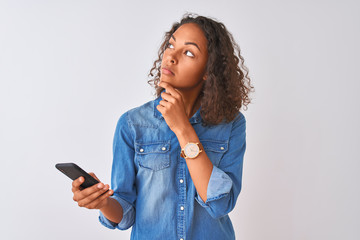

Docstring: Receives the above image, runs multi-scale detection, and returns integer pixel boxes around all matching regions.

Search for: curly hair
[148,13,254,125]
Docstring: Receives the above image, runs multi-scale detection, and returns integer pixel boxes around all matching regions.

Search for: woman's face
[160,23,208,91]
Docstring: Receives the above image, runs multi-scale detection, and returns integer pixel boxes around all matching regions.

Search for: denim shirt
[99,95,247,240]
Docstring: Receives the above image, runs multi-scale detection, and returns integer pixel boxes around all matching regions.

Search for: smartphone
[55,163,99,189]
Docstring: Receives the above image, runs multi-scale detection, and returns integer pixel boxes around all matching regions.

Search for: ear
[202,73,208,81]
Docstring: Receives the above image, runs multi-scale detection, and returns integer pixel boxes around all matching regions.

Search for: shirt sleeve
[98,112,136,230]
[195,112,246,219]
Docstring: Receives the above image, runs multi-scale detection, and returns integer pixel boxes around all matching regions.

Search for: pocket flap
[135,141,171,154]
[201,140,228,153]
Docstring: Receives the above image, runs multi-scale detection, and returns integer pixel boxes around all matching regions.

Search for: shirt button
[162,147,166,151]
[179,179,184,183]
[139,148,144,153]
[180,206,184,211]
[220,147,224,150]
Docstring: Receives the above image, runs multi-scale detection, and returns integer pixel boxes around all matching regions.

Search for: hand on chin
[156,81,189,135]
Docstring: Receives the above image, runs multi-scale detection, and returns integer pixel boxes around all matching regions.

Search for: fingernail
[97,183,103,188]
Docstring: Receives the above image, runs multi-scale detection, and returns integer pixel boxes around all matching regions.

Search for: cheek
[185,63,206,79]
[180,71,204,85]
[160,54,166,65]
[161,50,170,64]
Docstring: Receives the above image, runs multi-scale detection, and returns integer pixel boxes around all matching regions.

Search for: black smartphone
[55,163,99,189]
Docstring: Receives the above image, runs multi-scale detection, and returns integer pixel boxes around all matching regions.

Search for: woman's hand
[156,82,191,135]
[72,173,114,210]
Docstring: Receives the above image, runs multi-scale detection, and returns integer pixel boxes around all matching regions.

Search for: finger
[156,104,166,114]
[72,176,84,193]
[77,185,110,208]
[173,88,184,99]
[160,92,176,104]
[159,99,172,108]
[159,82,181,98]
[86,189,114,209]
[73,182,105,202]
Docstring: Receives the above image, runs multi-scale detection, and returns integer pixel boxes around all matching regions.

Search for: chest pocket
[135,141,171,171]
[201,140,228,167]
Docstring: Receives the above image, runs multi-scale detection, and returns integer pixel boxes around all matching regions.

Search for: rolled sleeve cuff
[98,195,135,230]
[195,165,233,206]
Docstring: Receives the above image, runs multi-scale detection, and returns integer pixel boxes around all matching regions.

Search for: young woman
[71,14,253,240]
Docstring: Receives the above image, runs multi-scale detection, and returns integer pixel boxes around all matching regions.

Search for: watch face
[184,143,200,158]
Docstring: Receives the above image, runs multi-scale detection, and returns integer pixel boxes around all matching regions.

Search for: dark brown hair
[148,13,254,125]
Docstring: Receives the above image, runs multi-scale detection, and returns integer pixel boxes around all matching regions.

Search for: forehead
[173,23,207,48]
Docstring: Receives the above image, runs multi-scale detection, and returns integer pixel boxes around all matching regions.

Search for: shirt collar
[153,91,202,124]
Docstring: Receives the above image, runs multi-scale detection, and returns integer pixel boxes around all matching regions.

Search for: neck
[177,83,204,119]
[183,92,202,119]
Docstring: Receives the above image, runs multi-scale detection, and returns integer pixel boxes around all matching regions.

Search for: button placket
[177,148,186,240]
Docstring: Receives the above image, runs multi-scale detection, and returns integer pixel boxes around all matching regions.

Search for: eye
[185,50,194,57]
[167,43,174,49]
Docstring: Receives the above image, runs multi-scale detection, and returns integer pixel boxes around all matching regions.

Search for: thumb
[89,172,100,182]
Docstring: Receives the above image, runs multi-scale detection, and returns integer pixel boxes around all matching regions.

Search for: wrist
[99,196,112,211]
[174,124,200,149]
[174,122,194,139]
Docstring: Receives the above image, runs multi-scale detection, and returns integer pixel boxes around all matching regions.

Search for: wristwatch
[180,142,204,159]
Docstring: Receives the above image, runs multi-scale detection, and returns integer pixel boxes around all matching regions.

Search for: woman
[71,13,253,239]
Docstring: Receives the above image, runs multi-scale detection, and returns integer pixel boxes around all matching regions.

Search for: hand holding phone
[56,163,100,189]
[56,162,113,210]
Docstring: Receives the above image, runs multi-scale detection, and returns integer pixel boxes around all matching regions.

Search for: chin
[159,76,173,85]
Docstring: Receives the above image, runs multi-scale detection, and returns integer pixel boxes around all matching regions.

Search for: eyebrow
[171,35,201,52]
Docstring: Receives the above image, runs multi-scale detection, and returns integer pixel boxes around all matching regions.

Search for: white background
[1,0,359,239]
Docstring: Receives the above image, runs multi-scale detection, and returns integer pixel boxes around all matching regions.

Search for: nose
[166,51,177,65]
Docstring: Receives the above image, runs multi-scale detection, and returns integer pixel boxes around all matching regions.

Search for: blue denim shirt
[99,95,246,240]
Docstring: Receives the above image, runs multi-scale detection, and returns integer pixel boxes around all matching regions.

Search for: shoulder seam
[124,111,135,141]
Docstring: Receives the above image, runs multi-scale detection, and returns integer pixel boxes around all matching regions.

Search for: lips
[162,67,175,75]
